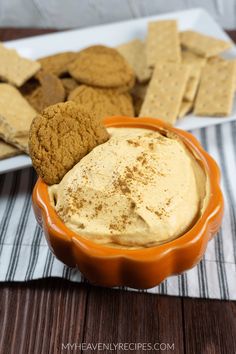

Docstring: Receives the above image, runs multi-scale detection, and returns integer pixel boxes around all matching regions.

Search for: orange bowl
[32,117,224,289]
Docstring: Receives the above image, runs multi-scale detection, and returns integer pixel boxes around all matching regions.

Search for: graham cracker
[182,51,206,102]
[180,31,232,58]
[117,39,152,83]
[207,56,236,91]
[194,61,236,116]
[0,140,21,160]
[146,20,181,68]
[183,75,199,102]
[0,43,41,87]
[181,50,207,66]
[139,62,190,124]
[207,56,225,64]
[178,101,193,119]
[0,84,37,152]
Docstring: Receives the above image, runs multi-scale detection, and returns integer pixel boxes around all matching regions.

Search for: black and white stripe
[0,121,236,300]
[5,169,34,281]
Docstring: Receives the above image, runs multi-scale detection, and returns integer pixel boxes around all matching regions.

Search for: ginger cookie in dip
[29,101,109,185]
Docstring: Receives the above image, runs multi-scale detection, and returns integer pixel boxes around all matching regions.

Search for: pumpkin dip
[49,127,209,248]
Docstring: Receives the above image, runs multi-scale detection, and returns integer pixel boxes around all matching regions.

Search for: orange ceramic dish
[32,117,224,289]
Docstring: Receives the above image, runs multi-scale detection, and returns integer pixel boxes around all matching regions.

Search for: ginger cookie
[68,85,134,120]
[38,51,77,77]
[68,45,135,90]
[112,78,135,93]
[29,101,109,185]
[60,77,78,98]
[21,70,65,113]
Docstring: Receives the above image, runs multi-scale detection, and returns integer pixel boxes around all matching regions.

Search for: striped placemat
[0,121,236,300]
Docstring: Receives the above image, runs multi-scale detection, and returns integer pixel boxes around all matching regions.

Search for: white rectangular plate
[1,7,236,174]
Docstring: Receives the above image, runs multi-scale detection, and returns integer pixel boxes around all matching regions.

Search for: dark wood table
[0,28,235,354]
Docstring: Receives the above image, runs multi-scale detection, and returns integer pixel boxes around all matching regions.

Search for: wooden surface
[0,28,236,354]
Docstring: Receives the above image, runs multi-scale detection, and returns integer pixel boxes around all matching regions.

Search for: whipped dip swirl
[49,127,209,248]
